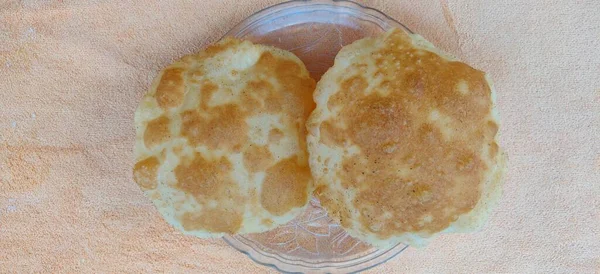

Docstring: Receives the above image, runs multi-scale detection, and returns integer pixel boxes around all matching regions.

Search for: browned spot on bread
[319,121,342,147]
[133,157,160,190]
[172,153,244,234]
[181,209,242,234]
[150,192,161,200]
[243,145,272,172]
[144,116,170,149]
[456,152,477,172]
[172,145,184,155]
[255,52,316,118]
[180,105,247,151]
[487,121,499,137]
[297,121,310,159]
[155,68,185,109]
[188,68,204,84]
[175,153,244,234]
[200,81,218,108]
[328,76,368,110]
[204,37,237,56]
[242,80,279,110]
[348,95,409,153]
[314,185,353,228]
[261,157,312,216]
[489,142,499,157]
[174,154,236,201]
[261,218,274,226]
[268,128,285,143]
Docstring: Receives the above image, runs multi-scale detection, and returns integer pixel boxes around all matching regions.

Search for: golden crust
[307,29,506,247]
[133,38,316,237]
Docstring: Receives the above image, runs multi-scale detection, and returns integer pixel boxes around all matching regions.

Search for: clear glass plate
[222,0,412,273]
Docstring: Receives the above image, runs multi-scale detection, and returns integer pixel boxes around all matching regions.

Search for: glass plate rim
[224,235,410,273]
[223,0,413,39]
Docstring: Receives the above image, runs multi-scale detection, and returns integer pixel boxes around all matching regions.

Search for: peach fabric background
[1,0,599,273]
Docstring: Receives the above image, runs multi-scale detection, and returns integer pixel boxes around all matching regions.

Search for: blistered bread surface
[307,29,506,247]
[133,38,316,237]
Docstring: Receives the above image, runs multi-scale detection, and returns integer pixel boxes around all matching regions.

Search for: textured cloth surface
[1,0,599,273]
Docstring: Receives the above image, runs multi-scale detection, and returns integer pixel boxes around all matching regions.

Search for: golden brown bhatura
[133,38,316,237]
[306,29,506,247]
